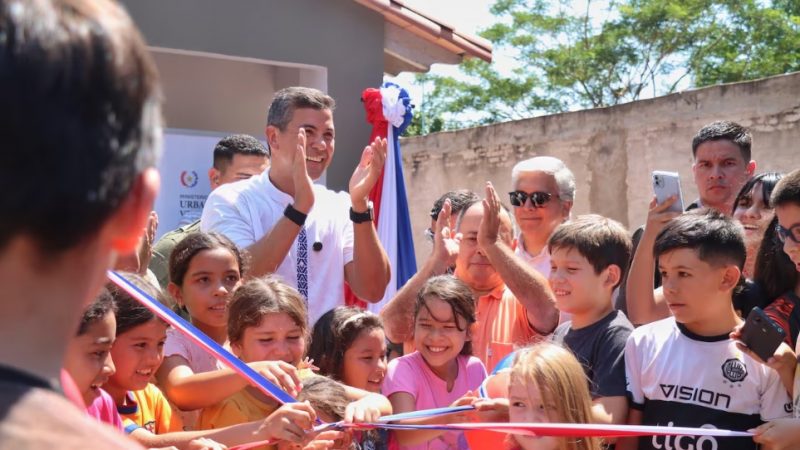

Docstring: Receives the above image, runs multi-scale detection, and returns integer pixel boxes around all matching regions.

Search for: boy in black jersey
[549,215,633,430]
[619,210,791,450]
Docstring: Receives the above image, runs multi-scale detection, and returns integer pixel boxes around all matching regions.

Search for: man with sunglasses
[508,157,576,280]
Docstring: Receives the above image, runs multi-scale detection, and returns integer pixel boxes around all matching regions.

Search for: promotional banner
[152,129,222,240]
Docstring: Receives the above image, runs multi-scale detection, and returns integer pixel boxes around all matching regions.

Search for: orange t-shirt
[472,284,545,371]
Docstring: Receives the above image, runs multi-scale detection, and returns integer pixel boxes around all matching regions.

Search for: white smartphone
[652,171,684,213]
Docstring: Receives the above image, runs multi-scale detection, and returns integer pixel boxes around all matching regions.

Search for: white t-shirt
[201,170,354,325]
[625,317,792,450]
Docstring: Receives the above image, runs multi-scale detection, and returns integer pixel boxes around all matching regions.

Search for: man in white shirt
[202,87,390,324]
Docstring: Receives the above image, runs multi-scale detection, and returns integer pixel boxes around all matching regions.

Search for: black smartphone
[739,307,786,362]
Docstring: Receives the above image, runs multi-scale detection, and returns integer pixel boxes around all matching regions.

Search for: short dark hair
[548,215,632,289]
[732,172,784,215]
[266,87,335,132]
[169,232,247,287]
[213,134,270,169]
[227,276,308,345]
[415,275,476,356]
[430,190,480,221]
[654,209,746,270]
[770,169,800,208]
[309,307,384,382]
[0,0,161,253]
[77,288,117,336]
[691,121,752,162]
[107,272,165,336]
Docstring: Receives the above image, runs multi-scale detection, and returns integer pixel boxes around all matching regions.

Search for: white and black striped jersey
[625,317,792,450]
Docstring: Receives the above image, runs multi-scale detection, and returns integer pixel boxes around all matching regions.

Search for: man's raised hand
[431,199,460,273]
[478,181,503,249]
[293,128,315,214]
[349,136,387,211]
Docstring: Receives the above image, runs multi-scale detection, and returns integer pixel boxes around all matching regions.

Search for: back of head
[77,288,117,336]
[654,209,746,270]
[0,0,161,252]
[213,134,270,168]
[770,169,800,208]
[227,276,308,344]
[511,156,576,203]
[107,272,163,336]
[296,375,348,421]
[691,121,751,162]
[548,214,632,288]
[510,342,599,450]
[266,87,335,132]
[309,306,383,381]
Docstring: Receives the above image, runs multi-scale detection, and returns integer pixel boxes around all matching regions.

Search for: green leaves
[417,0,800,131]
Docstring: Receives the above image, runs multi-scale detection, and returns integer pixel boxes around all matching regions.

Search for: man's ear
[105,168,160,255]
[720,265,742,292]
[266,125,280,151]
[604,264,622,290]
[560,200,574,220]
[746,160,757,177]
[208,168,221,190]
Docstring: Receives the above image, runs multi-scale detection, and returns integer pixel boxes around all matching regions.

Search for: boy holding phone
[619,210,791,450]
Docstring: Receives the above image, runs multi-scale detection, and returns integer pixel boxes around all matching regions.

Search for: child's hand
[299,357,319,372]
[750,418,800,449]
[248,360,302,397]
[187,438,228,450]
[258,401,317,444]
[345,394,383,423]
[302,430,351,450]
[472,397,510,422]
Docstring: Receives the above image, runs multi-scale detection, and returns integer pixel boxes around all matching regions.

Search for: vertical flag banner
[346,83,416,313]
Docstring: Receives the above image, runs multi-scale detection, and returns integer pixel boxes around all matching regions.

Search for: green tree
[421,0,800,129]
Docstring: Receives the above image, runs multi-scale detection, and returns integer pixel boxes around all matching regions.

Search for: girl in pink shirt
[383,275,487,450]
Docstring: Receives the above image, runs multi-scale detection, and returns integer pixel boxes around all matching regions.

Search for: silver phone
[652,171,684,213]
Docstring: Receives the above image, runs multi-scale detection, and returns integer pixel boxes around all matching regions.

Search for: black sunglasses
[776,223,800,244]
[508,191,556,208]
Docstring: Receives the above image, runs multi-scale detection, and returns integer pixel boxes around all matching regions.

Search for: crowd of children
[54,167,800,450]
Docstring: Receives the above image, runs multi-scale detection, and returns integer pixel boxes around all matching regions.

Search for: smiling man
[201,87,390,325]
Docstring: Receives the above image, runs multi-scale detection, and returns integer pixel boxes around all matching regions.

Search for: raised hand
[431,199,461,273]
[644,196,681,236]
[348,137,387,210]
[478,181,503,249]
[293,128,315,214]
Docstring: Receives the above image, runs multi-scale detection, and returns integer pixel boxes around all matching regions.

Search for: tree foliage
[413,0,800,133]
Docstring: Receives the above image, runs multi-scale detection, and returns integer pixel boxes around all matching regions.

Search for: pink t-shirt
[383,352,487,450]
[164,327,223,430]
[86,388,124,431]
[164,328,222,374]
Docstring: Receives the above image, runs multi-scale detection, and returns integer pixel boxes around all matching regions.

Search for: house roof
[353,0,493,74]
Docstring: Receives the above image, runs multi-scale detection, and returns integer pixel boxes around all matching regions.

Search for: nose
[270,340,292,360]
[709,164,724,179]
[308,134,326,150]
[377,356,388,373]
[214,281,229,297]
[784,237,799,255]
[103,352,116,376]
[744,204,761,220]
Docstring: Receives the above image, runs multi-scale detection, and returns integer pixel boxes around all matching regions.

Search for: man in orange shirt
[381,182,559,370]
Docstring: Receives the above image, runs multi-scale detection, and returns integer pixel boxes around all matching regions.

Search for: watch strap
[284,204,307,227]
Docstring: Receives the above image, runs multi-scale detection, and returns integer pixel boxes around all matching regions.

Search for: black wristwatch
[350,202,374,224]
[284,204,308,227]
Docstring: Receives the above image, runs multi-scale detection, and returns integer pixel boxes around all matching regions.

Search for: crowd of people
[2,1,800,450]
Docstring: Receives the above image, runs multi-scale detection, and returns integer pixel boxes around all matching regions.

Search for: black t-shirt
[552,310,633,397]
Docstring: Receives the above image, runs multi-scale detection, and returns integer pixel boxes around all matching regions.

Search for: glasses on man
[508,191,557,208]
[776,223,800,244]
